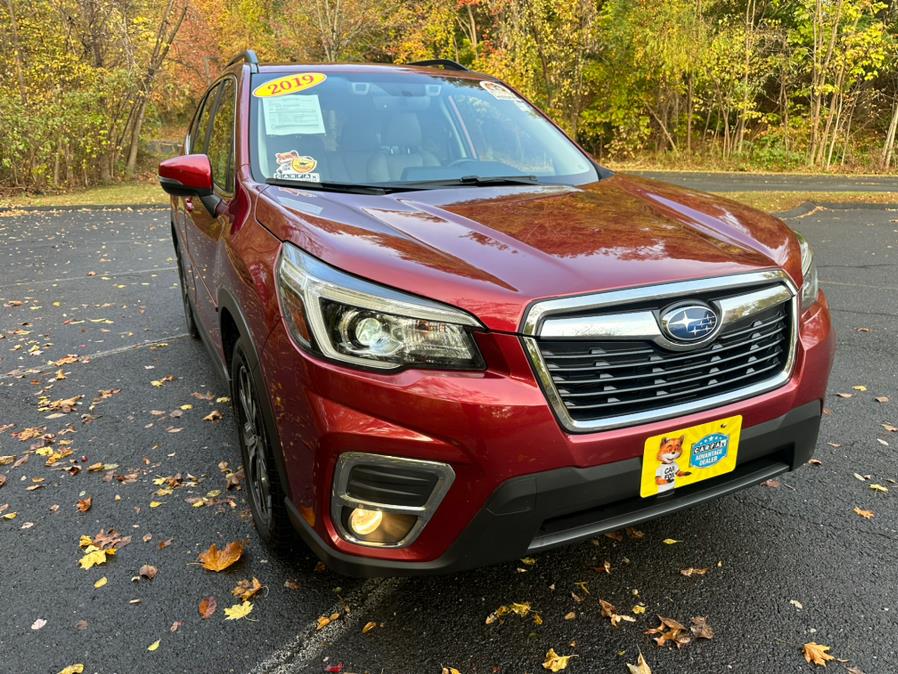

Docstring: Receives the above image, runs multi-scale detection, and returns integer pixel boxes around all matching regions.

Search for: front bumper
[287,401,821,576]
[259,292,833,575]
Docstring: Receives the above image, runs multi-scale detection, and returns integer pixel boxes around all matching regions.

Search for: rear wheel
[230,338,292,546]
[175,245,199,339]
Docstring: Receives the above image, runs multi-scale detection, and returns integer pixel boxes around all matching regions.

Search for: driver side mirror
[159,154,213,197]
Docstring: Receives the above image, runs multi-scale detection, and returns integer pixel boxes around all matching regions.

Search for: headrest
[382,112,422,147]
[339,122,380,151]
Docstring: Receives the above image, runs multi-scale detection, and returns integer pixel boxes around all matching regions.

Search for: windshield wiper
[265,178,411,195]
[398,175,542,189]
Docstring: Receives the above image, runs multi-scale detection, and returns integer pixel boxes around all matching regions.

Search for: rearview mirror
[159,154,213,197]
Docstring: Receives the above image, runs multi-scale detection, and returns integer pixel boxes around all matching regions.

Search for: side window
[207,78,236,192]
[190,84,218,155]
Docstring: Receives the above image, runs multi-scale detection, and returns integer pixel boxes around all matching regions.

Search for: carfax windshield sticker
[253,72,327,98]
[480,80,518,101]
[273,151,320,182]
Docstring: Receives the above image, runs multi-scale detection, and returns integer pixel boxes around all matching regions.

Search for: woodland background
[2,0,898,193]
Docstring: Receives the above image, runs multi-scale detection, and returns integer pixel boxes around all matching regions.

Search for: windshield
[249,70,599,189]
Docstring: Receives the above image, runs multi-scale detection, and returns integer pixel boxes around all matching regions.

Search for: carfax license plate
[640,415,742,498]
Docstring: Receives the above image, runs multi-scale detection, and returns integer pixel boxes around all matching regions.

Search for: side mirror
[159,154,213,197]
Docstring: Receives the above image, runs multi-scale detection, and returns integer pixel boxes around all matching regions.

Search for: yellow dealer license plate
[640,415,742,498]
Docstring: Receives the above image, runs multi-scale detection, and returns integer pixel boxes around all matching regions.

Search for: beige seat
[367,113,440,182]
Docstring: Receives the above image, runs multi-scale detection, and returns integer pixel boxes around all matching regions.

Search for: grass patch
[717,191,898,213]
[0,182,165,208]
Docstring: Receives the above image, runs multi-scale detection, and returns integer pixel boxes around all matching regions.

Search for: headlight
[795,231,819,313]
[276,243,485,370]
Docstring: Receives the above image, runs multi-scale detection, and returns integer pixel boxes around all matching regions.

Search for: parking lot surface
[1,188,896,673]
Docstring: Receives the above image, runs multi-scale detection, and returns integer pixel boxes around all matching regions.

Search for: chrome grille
[521,271,798,432]
[539,304,789,421]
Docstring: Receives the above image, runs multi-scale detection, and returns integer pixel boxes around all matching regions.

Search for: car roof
[249,62,491,81]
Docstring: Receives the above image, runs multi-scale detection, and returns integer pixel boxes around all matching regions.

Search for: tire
[230,337,292,547]
[175,246,200,339]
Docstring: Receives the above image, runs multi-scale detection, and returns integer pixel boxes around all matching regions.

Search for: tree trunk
[126,98,148,176]
[881,97,898,170]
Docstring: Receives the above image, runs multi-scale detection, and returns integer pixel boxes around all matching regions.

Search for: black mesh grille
[537,303,791,423]
[346,464,438,507]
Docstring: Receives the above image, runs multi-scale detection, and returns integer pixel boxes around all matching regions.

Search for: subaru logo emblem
[660,304,719,343]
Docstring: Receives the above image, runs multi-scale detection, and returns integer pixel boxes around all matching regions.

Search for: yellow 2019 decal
[253,73,327,98]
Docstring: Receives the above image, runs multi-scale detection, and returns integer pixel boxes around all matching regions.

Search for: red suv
[159,51,835,575]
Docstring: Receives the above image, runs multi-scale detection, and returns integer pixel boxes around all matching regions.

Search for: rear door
[184,76,237,345]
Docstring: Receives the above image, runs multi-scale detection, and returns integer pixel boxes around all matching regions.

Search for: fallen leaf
[790,599,804,609]
[0,475,5,489]
[835,392,853,399]
[198,596,217,619]
[802,642,835,667]
[564,611,577,621]
[76,496,92,513]
[362,621,378,633]
[485,602,541,625]
[543,648,575,671]
[869,483,889,493]
[874,396,889,404]
[2,512,16,521]
[224,600,254,621]
[645,616,691,649]
[680,567,710,577]
[690,616,714,639]
[31,618,47,630]
[284,579,301,590]
[441,668,461,674]
[316,612,341,630]
[853,507,875,520]
[147,640,160,652]
[79,546,114,570]
[626,652,652,674]
[57,666,84,674]
[93,577,107,589]
[231,577,263,601]
[170,621,183,632]
[599,598,636,627]
[662,538,681,545]
[198,541,244,572]
[203,410,223,422]
[851,385,867,392]
[881,424,897,433]
[139,564,157,580]
[632,604,647,615]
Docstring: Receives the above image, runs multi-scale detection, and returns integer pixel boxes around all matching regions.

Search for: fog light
[348,507,383,535]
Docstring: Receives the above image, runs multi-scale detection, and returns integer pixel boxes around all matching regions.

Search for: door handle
[184,197,194,213]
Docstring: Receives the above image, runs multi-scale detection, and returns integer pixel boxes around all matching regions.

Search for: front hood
[256,175,801,333]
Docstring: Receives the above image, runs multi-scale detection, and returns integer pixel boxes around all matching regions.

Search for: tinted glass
[190,84,218,154]
[207,78,236,192]
[249,71,598,187]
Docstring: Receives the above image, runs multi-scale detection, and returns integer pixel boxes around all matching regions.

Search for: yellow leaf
[149,501,162,508]
[79,547,113,570]
[852,385,867,391]
[662,538,681,545]
[199,541,244,572]
[147,640,160,652]
[2,512,17,520]
[79,535,93,548]
[802,642,835,667]
[94,576,107,589]
[853,507,875,520]
[869,483,888,493]
[626,652,652,674]
[57,665,85,674]
[224,600,254,621]
[542,648,575,672]
[632,604,647,615]
[180,404,193,410]
[362,621,378,633]
[442,668,461,674]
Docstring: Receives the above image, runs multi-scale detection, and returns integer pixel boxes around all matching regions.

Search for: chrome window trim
[331,452,455,548]
[521,270,799,433]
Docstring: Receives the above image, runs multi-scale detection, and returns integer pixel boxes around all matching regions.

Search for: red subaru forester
[159,52,835,575]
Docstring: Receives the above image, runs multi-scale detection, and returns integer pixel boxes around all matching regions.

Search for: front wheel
[230,338,292,547]
[175,248,199,339]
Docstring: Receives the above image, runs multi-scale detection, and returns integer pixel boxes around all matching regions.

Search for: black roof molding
[228,50,260,73]
[407,59,468,72]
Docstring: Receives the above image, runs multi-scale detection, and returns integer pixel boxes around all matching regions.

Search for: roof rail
[227,50,260,73]
[407,59,468,72]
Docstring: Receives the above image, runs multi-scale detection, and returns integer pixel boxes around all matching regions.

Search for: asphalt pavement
[625,170,898,193]
[0,178,896,674]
